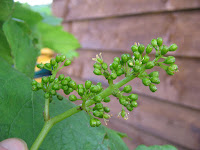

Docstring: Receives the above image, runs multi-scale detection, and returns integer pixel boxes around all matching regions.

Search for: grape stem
[30,74,137,150]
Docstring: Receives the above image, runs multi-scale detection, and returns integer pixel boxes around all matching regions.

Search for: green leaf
[0,0,14,21]
[12,2,43,26]
[3,19,39,78]
[0,23,12,64]
[37,22,81,55]
[0,58,127,150]
[135,145,177,150]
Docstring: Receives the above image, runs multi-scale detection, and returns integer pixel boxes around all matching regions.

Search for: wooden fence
[52,0,200,149]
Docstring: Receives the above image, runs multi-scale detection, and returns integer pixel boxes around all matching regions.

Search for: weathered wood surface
[52,0,200,21]
[57,75,200,150]
[59,50,200,110]
[63,10,200,58]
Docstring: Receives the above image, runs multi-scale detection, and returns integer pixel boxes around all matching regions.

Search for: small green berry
[149,84,157,92]
[146,44,153,54]
[133,65,141,72]
[133,51,140,60]
[58,74,65,81]
[37,83,43,89]
[44,63,51,70]
[78,84,84,89]
[142,55,150,64]
[164,56,175,64]
[64,60,71,66]
[150,77,160,84]
[90,85,98,93]
[42,76,49,83]
[95,119,101,127]
[103,97,110,103]
[93,95,102,103]
[85,80,92,89]
[62,86,68,91]
[37,63,44,69]
[114,57,120,63]
[56,55,61,62]
[57,94,63,100]
[116,69,124,76]
[102,63,108,70]
[32,85,38,91]
[112,61,119,69]
[52,83,59,90]
[161,45,168,55]
[50,90,56,95]
[149,71,159,77]
[78,88,84,96]
[123,85,132,93]
[32,80,37,86]
[61,80,68,85]
[93,68,102,75]
[126,104,134,111]
[50,58,56,66]
[138,44,145,54]
[169,44,178,51]
[131,101,138,107]
[121,110,126,118]
[151,39,157,48]
[93,63,101,69]
[65,76,72,82]
[104,107,110,113]
[90,118,96,127]
[127,60,134,67]
[68,80,77,90]
[128,94,138,101]
[44,93,50,99]
[110,72,117,80]
[49,76,55,83]
[142,78,151,86]
[121,54,128,63]
[69,94,77,101]
[60,55,66,62]
[145,61,154,69]
[131,45,138,53]
[157,37,163,47]
[103,114,110,119]
[119,98,126,105]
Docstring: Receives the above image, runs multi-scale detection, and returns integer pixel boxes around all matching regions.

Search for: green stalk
[30,74,137,150]
[44,98,50,121]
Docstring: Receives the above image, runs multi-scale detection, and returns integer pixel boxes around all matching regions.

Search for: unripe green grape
[44,63,51,70]
[93,68,102,75]
[133,65,141,72]
[119,98,126,105]
[116,69,124,76]
[142,55,150,64]
[93,111,103,118]
[151,39,157,48]
[131,45,138,53]
[112,61,119,69]
[44,93,50,99]
[52,83,59,90]
[138,44,145,54]
[126,104,134,111]
[85,80,92,89]
[95,119,101,127]
[145,61,154,69]
[121,54,128,63]
[103,114,110,119]
[126,54,132,60]
[57,94,63,100]
[94,95,102,103]
[133,51,140,60]
[103,97,110,103]
[54,78,59,83]
[128,94,138,101]
[103,70,110,79]
[49,76,55,83]
[50,58,56,66]
[58,74,65,81]
[142,78,151,86]
[56,55,61,62]
[110,72,117,80]
[68,80,77,90]
[32,80,37,86]
[78,88,84,96]
[157,37,163,47]
[127,60,134,67]
[169,44,178,51]
[60,55,66,62]
[123,85,132,93]
[168,64,178,72]
[42,76,49,83]
[131,101,138,107]
[146,44,153,54]
[135,60,140,65]
[164,56,175,64]
[139,71,148,77]
[104,107,110,113]
[68,88,73,93]
[149,84,157,92]
[97,58,103,64]
[32,85,38,91]
[90,85,98,93]
[69,94,77,101]
[109,64,114,70]
[90,118,96,127]
[37,63,44,69]
[62,86,68,91]
[50,90,56,95]
[97,82,102,86]
[114,57,120,63]
[61,80,68,86]
[37,83,43,89]
[161,45,168,55]
[150,77,160,84]
[64,60,71,66]
[121,110,126,118]
[95,103,103,109]
[149,71,159,77]
[98,108,104,113]
[93,63,101,69]
[78,84,84,89]
[102,63,108,70]
[65,76,72,82]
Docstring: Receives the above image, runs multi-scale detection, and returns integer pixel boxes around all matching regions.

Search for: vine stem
[30,74,137,150]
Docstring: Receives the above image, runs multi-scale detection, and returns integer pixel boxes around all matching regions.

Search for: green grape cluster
[31,37,178,128]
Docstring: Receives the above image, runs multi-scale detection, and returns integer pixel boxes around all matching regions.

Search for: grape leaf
[0,0,14,21]
[135,145,177,150]
[0,57,128,150]
[37,22,81,54]
[3,19,39,78]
